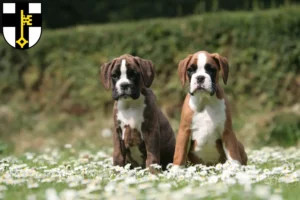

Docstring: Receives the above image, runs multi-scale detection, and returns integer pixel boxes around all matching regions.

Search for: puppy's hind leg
[222,131,243,165]
[237,140,247,165]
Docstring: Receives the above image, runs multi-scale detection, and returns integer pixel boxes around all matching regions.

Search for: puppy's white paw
[229,160,241,166]
[169,165,182,173]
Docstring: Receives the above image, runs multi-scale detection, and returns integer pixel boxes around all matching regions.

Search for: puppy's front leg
[143,125,161,173]
[172,96,194,167]
[173,127,191,166]
[113,127,126,166]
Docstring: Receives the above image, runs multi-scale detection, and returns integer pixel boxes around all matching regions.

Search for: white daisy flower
[254,185,271,199]
[45,188,60,200]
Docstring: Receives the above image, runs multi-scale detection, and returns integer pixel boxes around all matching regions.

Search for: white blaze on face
[189,53,213,94]
[116,59,130,94]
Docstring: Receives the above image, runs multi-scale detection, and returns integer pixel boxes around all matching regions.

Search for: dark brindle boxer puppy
[173,51,247,167]
[100,54,175,171]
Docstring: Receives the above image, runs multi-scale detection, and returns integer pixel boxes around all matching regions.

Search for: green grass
[0,146,299,200]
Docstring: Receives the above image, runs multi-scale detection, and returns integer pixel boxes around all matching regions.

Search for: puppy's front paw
[169,164,184,173]
[148,164,162,174]
[229,160,241,165]
[226,159,242,169]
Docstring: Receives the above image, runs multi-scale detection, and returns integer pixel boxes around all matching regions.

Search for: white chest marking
[117,96,146,140]
[189,94,226,163]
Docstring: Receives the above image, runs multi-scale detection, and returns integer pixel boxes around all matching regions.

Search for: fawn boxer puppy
[100,54,176,171]
[173,51,247,167]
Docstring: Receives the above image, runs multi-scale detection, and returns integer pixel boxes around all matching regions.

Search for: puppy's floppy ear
[212,53,229,85]
[134,57,155,88]
[100,59,117,90]
[178,54,193,87]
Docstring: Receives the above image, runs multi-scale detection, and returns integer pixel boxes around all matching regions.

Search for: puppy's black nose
[196,75,205,83]
[120,83,130,90]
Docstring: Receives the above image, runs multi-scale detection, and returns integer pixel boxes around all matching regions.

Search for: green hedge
[0,6,300,117]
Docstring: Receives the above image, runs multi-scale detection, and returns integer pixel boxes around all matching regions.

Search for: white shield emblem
[2,2,42,50]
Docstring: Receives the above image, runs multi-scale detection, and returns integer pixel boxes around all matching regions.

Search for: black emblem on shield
[2,2,42,50]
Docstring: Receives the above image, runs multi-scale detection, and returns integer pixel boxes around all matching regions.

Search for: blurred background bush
[0,0,299,154]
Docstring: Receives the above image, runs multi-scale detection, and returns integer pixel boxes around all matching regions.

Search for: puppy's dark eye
[205,64,216,72]
[187,67,195,75]
[111,73,118,80]
[132,70,139,76]
[131,70,139,78]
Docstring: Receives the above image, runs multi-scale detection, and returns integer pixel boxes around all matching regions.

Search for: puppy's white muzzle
[189,72,212,95]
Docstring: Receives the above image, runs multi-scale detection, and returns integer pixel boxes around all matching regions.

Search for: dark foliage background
[1,0,300,29]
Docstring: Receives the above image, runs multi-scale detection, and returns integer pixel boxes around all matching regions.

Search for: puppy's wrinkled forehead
[112,55,139,71]
[190,51,219,69]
